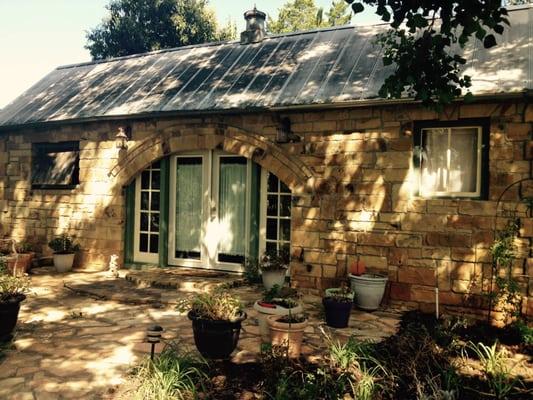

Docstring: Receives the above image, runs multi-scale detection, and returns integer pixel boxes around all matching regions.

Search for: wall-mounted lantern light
[116,126,130,150]
[275,117,301,144]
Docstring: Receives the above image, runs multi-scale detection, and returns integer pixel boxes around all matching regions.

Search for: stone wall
[0,100,531,317]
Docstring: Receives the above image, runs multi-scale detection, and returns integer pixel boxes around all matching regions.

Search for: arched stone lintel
[109,123,318,195]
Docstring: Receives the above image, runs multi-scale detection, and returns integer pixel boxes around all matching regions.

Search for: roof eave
[0,90,530,133]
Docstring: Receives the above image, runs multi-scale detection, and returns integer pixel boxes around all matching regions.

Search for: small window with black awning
[31,141,80,189]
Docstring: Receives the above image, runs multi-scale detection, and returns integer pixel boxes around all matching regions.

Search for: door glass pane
[266,218,277,240]
[175,157,203,259]
[449,128,477,193]
[279,219,290,241]
[149,234,159,253]
[140,213,149,231]
[141,171,150,189]
[267,195,278,216]
[140,192,149,210]
[150,214,159,231]
[267,173,278,193]
[151,192,160,211]
[279,195,291,217]
[218,157,247,263]
[152,171,160,190]
[280,180,290,193]
[139,233,148,252]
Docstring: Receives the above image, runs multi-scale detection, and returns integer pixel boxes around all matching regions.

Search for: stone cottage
[0,6,531,317]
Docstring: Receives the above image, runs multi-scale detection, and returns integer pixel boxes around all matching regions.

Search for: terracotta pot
[53,253,75,273]
[266,314,307,358]
[253,300,303,343]
[5,254,33,277]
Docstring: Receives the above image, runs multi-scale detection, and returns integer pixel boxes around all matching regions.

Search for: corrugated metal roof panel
[0,5,531,129]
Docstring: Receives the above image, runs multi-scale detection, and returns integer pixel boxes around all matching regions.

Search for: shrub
[48,234,80,254]
[176,289,242,321]
[259,249,289,271]
[0,260,30,302]
[242,257,261,283]
[131,342,208,400]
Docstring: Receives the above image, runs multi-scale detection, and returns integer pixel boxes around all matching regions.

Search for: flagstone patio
[0,267,404,399]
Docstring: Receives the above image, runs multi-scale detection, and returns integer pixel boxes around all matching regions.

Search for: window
[415,124,487,198]
[134,161,161,263]
[31,142,79,189]
[260,171,291,260]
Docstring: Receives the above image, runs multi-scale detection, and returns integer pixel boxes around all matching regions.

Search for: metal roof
[0,5,531,130]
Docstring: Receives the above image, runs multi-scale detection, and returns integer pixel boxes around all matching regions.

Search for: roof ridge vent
[240,6,267,44]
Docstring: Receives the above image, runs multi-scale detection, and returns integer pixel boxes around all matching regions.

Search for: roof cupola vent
[240,6,266,44]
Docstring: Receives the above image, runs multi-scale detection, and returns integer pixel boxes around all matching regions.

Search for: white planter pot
[53,253,75,273]
[349,273,388,311]
[261,269,286,291]
[253,300,303,343]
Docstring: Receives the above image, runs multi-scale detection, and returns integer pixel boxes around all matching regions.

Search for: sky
[0,0,380,109]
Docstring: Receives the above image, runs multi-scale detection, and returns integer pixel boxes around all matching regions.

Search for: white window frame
[419,126,483,198]
[259,169,292,257]
[167,150,250,273]
[133,163,160,264]
[167,152,209,269]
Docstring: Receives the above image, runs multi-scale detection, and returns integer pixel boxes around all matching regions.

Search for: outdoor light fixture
[146,325,163,360]
[115,126,130,150]
[276,117,300,143]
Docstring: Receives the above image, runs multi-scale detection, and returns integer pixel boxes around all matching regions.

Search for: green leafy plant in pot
[176,289,246,359]
[259,250,289,290]
[323,284,354,328]
[253,285,303,343]
[0,262,30,341]
[48,234,80,273]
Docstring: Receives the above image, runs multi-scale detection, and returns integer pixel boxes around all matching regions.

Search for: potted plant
[349,267,388,311]
[177,290,246,359]
[259,250,288,290]
[0,262,30,340]
[266,312,308,358]
[9,242,35,276]
[48,234,80,272]
[253,285,303,343]
[323,285,354,328]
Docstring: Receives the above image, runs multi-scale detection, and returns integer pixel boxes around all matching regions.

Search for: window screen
[32,142,79,188]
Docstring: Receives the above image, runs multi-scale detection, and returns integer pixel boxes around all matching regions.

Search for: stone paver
[0,268,404,399]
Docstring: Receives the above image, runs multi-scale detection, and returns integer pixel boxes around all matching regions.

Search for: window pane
[151,171,160,190]
[150,213,159,232]
[141,171,150,189]
[149,234,159,253]
[449,128,478,193]
[151,192,160,211]
[140,192,149,210]
[280,180,290,193]
[267,173,278,193]
[266,218,277,240]
[140,212,149,231]
[152,161,161,169]
[267,195,278,216]
[176,157,203,255]
[279,195,291,217]
[279,219,290,241]
[139,233,148,252]
[266,241,277,255]
[218,157,247,257]
[32,142,80,187]
[421,128,448,194]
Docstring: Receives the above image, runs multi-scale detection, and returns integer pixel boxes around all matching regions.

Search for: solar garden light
[146,325,163,360]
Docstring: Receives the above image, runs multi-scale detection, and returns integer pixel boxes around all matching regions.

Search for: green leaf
[483,34,497,48]
[351,3,364,14]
